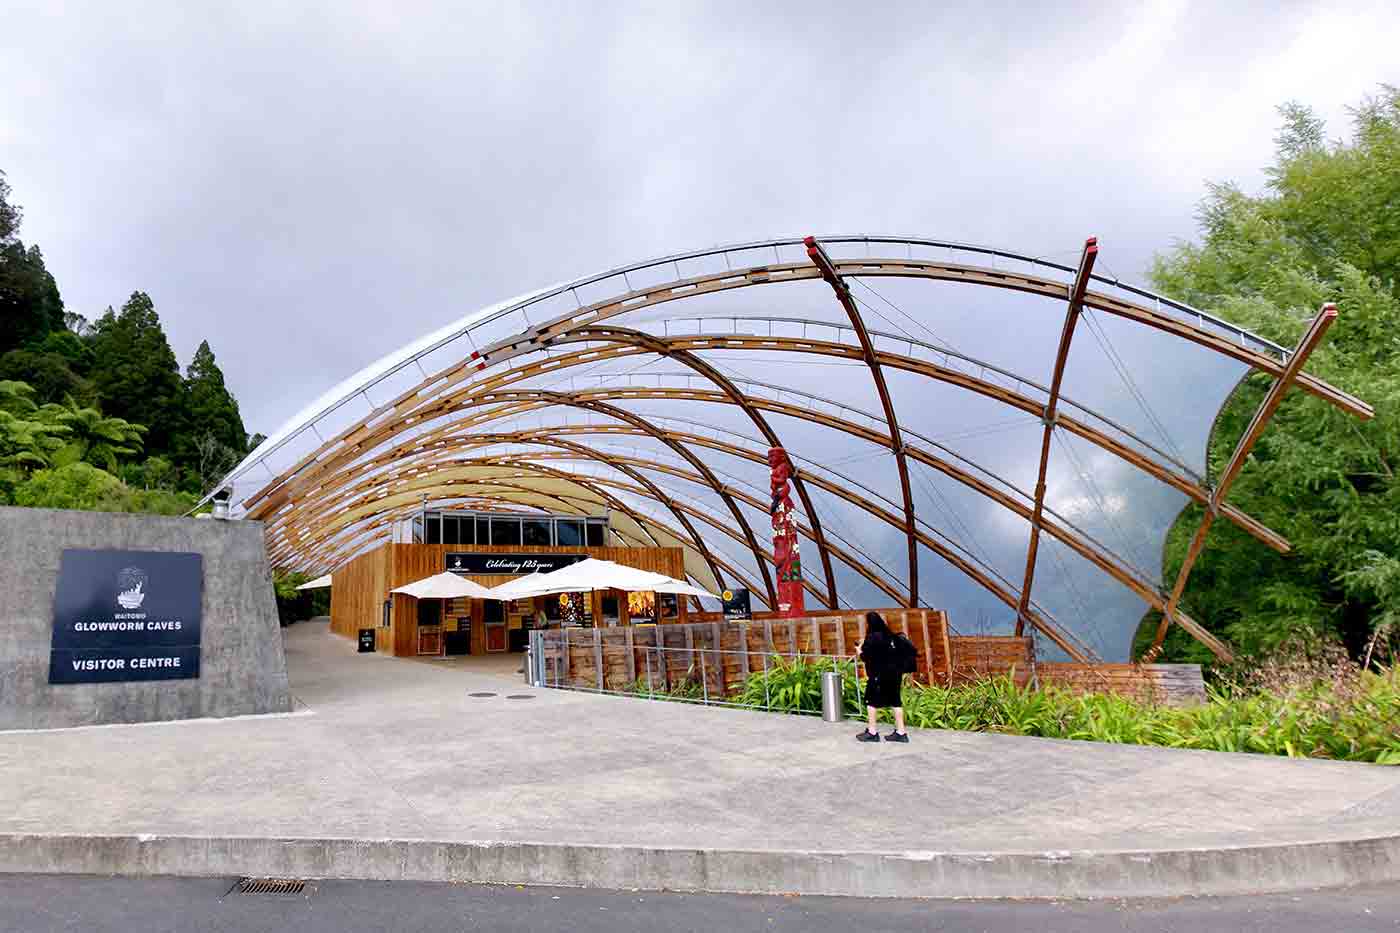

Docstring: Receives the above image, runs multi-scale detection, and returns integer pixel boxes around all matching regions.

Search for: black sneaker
[885,731,910,743]
[856,729,881,742]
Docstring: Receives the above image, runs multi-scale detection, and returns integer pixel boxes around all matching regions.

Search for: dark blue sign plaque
[48,549,204,684]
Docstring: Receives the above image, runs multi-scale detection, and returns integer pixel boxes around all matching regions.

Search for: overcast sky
[2,0,1396,439]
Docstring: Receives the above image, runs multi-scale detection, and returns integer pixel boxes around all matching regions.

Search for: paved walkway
[2,621,1398,897]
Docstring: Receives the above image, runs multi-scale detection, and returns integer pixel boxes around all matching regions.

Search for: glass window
[522,519,551,546]
[458,514,475,545]
[476,518,490,545]
[491,518,521,546]
[443,516,459,546]
[556,520,584,546]
[425,516,441,545]
[585,522,605,547]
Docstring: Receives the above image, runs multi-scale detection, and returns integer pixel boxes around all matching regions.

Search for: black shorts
[865,673,903,708]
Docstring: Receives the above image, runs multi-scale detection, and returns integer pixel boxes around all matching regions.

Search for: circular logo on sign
[722,590,734,602]
[116,566,148,610]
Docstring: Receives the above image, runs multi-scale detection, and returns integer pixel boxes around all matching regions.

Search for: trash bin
[821,670,843,722]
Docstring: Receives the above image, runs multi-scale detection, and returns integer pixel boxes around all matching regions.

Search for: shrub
[736,656,864,714]
[726,658,1400,764]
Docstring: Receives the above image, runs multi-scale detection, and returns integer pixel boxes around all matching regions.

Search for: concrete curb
[3,831,1399,899]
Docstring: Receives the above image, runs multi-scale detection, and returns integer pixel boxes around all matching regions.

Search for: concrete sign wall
[0,507,292,730]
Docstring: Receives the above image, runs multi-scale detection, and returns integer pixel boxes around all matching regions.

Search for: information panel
[48,549,204,684]
[722,587,752,621]
[445,552,587,575]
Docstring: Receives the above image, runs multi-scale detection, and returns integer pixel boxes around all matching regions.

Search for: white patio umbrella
[295,573,333,590]
[390,571,495,600]
[485,558,719,601]
[647,578,723,600]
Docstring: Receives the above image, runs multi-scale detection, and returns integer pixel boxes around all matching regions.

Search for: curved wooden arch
[282,443,893,609]
[264,375,1168,624]
[275,324,1287,558]
[555,324,840,608]
[223,238,1372,662]
[237,244,1367,525]
[313,477,772,604]
[280,442,735,596]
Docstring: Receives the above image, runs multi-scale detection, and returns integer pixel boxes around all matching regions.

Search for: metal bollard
[523,646,535,686]
[820,670,844,722]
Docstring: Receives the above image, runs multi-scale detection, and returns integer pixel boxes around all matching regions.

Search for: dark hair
[864,611,890,636]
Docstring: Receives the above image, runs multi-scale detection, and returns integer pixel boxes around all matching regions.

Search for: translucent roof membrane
[220,235,1345,663]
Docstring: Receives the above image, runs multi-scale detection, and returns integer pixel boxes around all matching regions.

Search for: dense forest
[0,171,256,514]
[1138,87,1400,665]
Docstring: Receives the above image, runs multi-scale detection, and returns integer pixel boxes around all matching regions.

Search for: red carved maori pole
[769,446,805,617]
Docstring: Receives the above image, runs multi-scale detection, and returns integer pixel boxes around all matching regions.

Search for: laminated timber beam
[1016,237,1098,637]
[1148,304,1340,661]
[538,324,841,609]
[804,235,920,608]
[274,380,1171,653]
[290,436,733,596]
[476,257,1371,419]
[236,247,1368,521]
[246,323,1291,565]
[380,331,1291,556]
[294,443,886,608]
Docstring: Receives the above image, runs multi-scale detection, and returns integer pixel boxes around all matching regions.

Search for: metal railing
[527,630,863,716]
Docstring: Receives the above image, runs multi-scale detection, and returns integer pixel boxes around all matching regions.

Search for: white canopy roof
[391,571,495,600]
[295,573,334,590]
[485,558,720,601]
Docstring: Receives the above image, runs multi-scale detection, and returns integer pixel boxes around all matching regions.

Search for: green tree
[0,172,65,351]
[0,171,19,243]
[88,292,184,457]
[180,339,247,465]
[40,399,147,472]
[1142,87,1400,662]
[0,382,69,489]
[0,348,93,405]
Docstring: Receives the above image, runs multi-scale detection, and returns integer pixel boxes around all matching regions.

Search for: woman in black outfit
[856,611,908,742]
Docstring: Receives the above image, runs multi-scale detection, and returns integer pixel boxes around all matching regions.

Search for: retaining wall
[0,507,292,729]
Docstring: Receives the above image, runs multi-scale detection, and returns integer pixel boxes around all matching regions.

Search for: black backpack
[891,632,918,674]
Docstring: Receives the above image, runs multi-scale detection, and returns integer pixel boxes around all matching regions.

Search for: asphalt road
[2,875,1398,932]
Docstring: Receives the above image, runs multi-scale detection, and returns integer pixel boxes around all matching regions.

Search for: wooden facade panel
[329,542,684,656]
[948,636,1035,686]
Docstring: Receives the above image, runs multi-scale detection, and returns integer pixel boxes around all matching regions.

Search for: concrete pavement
[1,620,1398,898]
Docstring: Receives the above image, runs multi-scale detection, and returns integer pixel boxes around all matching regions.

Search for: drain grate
[468,691,498,698]
[505,694,535,700]
[236,878,307,896]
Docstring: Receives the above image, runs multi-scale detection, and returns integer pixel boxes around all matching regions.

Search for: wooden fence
[1036,663,1206,706]
[534,613,1206,705]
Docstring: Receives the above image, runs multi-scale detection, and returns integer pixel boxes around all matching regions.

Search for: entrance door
[417,598,443,655]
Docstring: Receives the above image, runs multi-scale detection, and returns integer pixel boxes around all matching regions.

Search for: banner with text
[445,552,588,576]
